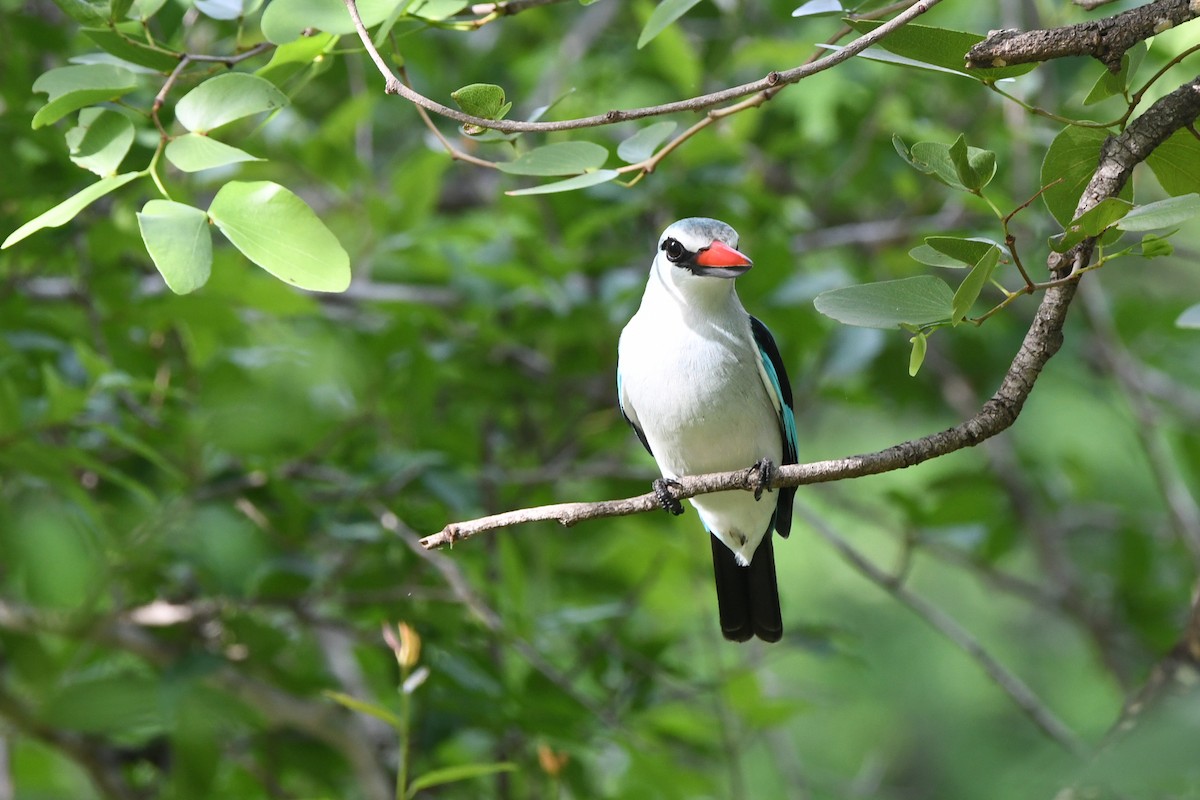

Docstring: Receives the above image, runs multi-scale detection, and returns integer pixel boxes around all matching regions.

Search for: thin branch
[424,73,1200,550]
[343,0,943,133]
[966,0,1200,73]
[798,506,1090,757]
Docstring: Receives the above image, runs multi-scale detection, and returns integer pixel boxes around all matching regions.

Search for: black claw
[653,478,685,516]
[751,457,776,501]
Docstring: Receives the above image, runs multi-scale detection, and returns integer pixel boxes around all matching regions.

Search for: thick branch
[966,0,1200,73]
[344,0,942,133]
[425,74,1200,551]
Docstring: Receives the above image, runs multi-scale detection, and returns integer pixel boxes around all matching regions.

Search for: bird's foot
[750,457,776,501]
[653,478,685,516]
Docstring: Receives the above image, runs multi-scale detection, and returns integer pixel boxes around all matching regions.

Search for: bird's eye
[662,238,686,263]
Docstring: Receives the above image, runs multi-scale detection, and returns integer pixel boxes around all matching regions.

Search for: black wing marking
[749,316,797,539]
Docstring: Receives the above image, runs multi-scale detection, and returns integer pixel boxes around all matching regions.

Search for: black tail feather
[710,534,782,643]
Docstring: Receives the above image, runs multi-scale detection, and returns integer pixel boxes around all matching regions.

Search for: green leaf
[3,172,140,249]
[450,83,509,120]
[1083,54,1129,106]
[31,64,139,129]
[908,332,927,376]
[1177,304,1200,329]
[904,138,995,191]
[81,26,182,70]
[136,200,213,294]
[110,0,135,20]
[256,32,338,86]
[50,0,109,26]
[637,0,703,49]
[323,690,401,728]
[66,108,135,176]
[1041,124,1128,227]
[948,134,995,191]
[408,0,466,20]
[925,236,1003,267]
[407,763,518,797]
[950,246,999,323]
[617,121,677,163]
[1146,129,1200,197]
[504,169,620,196]
[207,181,351,292]
[1071,196,1133,235]
[175,72,289,133]
[792,0,842,17]
[260,0,399,44]
[1139,232,1174,259]
[846,20,1037,81]
[165,134,263,172]
[813,275,956,329]
[816,44,978,79]
[909,244,969,268]
[496,142,609,176]
[1115,194,1200,231]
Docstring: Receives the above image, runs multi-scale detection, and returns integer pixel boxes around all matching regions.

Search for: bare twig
[343,0,943,133]
[799,506,1090,757]
[967,0,1200,73]
[424,73,1200,550]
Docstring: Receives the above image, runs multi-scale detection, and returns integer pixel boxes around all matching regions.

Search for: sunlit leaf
[637,0,703,49]
[175,72,289,133]
[137,200,213,294]
[260,0,400,44]
[165,134,263,172]
[31,64,138,129]
[813,275,955,329]
[208,181,351,292]
[909,332,927,376]
[256,32,338,86]
[3,172,140,249]
[195,0,247,19]
[66,108,135,176]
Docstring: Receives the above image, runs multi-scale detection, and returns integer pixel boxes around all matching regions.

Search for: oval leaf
[1115,194,1200,232]
[617,121,677,163]
[208,181,351,292]
[637,0,703,49]
[175,72,289,133]
[1041,124,1129,227]
[497,142,609,176]
[3,172,140,249]
[505,169,619,196]
[846,20,1037,81]
[814,275,955,329]
[260,0,400,44]
[31,64,138,129]
[66,108,135,176]
[137,200,213,294]
[165,133,262,172]
[926,236,1003,266]
[450,83,508,120]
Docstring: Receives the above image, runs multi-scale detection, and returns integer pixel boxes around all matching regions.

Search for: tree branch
[424,73,1200,551]
[344,0,942,133]
[966,0,1200,73]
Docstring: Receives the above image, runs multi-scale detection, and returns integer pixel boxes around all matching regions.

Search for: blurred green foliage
[2,0,1200,798]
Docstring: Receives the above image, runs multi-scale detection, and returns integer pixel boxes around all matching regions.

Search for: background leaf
[3,172,140,248]
[637,0,703,49]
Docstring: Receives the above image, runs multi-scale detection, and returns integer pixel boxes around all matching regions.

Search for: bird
[617,217,797,643]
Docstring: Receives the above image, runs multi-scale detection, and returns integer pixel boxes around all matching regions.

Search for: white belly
[619,308,782,565]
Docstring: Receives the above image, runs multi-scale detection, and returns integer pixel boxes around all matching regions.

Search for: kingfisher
[617,218,797,643]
